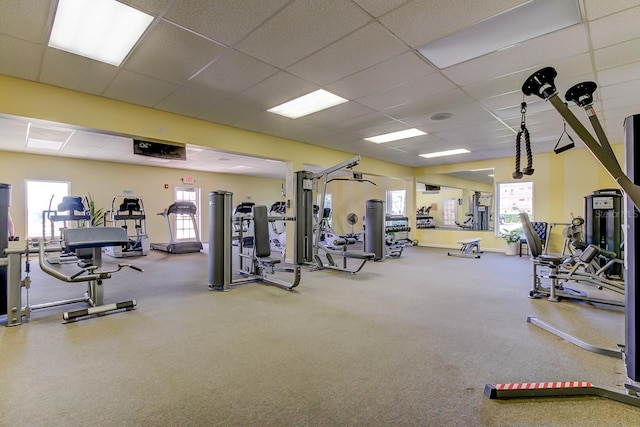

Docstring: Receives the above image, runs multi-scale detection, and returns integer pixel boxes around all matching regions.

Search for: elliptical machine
[104,195,149,258]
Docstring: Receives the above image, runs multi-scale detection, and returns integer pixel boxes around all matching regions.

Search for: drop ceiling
[0,0,639,179]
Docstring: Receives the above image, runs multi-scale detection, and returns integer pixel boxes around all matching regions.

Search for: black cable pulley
[553,121,575,154]
[513,101,534,178]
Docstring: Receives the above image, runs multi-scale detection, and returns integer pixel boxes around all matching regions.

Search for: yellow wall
[415,146,622,252]
[1,151,283,241]
[327,175,413,236]
[0,75,628,255]
[0,75,414,181]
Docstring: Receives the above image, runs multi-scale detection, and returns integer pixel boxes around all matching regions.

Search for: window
[386,190,406,215]
[496,181,533,235]
[442,198,457,227]
[26,180,70,238]
[174,186,201,240]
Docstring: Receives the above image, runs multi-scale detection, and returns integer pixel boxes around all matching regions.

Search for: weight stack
[364,199,385,261]
[0,183,9,316]
[208,190,233,291]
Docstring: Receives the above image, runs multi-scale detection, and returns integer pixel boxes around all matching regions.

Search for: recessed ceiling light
[48,0,154,66]
[430,112,453,121]
[364,128,427,144]
[228,165,252,170]
[268,89,348,119]
[417,0,580,69]
[419,148,470,159]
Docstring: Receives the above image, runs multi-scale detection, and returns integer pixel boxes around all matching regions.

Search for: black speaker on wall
[624,114,640,381]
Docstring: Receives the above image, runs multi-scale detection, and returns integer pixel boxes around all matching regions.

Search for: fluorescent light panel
[364,128,427,144]
[27,138,65,151]
[268,90,348,119]
[417,0,581,69]
[419,149,470,159]
[49,0,154,66]
[25,123,75,151]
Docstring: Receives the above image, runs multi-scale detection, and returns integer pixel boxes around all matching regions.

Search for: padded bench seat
[63,227,129,250]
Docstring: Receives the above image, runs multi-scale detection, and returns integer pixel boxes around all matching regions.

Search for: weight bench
[448,237,482,259]
[38,227,142,323]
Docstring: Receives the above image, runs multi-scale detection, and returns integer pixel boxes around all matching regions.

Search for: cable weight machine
[485,66,640,406]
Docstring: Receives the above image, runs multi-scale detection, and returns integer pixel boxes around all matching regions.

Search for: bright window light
[49,0,154,66]
[417,0,581,69]
[364,128,427,144]
[419,148,470,159]
[268,89,348,119]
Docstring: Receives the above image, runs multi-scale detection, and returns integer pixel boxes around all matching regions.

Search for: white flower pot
[505,242,519,256]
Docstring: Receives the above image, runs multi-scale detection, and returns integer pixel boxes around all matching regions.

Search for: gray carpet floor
[1,245,639,426]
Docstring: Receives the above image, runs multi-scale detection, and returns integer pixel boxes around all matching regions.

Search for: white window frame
[442,198,457,227]
[174,186,201,240]
[496,181,533,236]
[26,179,70,239]
[386,189,406,216]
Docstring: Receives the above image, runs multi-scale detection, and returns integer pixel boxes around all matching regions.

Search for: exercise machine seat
[520,214,563,265]
[253,205,280,266]
[520,221,548,257]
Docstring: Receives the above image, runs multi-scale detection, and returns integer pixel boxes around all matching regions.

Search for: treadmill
[151,201,203,254]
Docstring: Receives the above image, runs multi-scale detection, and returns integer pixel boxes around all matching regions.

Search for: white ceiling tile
[40,49,120,95]
[589,6,640,49]
[238,72,319,110]
[0,35,44,81]
[104,70,179,107]
[384,89,470,121]
[353,0,409,17]
[197,98,262,127]
[598,61,640,86]
[442,25,589,86]
[355,71,455,111]
[0,0,51,43]
[584,0,640,21]
[190,50,278,93]
[602,93,640,110]
[164,0,289,46]
[599,79,640,101]
[323,112,394,133]
[463,53,593,100]
[326,52,437,100]
[118,0,174,15]
[235,0,372,68]
[154,85,222,117]
[124,20,227,84]
[298,102,375,126]
[594,38,640,71]
[286,22,409,86]
[378,0,528,48]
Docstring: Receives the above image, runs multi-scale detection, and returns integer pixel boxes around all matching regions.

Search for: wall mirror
[416,168,494,231]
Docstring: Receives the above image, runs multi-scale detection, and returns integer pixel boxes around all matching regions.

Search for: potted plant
[501,229,521,256]
[85,193,104,227]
